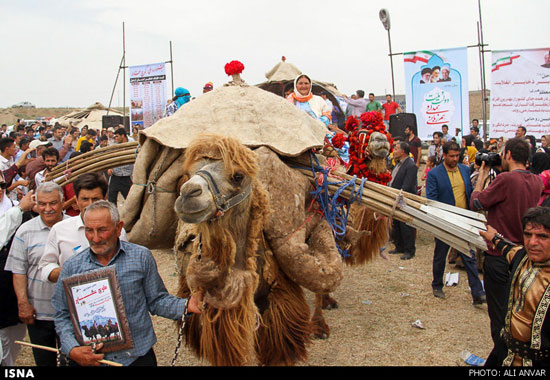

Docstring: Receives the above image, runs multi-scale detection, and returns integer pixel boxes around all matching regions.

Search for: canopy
[56,102,124,130]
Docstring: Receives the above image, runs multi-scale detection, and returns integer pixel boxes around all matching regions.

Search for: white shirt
[0,206,22,250]
[0,154,13,171]
[38,215,128,283]
[5,214,70,320]
[34,168,47,189]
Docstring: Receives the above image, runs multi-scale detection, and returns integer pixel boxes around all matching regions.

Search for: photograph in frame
[62,266,134,353]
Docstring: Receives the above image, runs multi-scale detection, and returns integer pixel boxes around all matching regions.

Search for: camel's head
[367,131,391,158]
[174,134,258,224]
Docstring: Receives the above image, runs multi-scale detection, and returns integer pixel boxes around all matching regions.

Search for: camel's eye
[232,173,244,184]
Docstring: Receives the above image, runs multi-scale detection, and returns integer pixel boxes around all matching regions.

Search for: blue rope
[303,152,366,258]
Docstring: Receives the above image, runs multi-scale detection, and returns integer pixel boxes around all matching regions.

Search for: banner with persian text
[404,47,469,140]
[129,62,167,129]
[490,48,550,138]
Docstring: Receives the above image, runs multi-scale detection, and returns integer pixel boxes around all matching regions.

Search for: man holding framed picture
[52,201,202,366]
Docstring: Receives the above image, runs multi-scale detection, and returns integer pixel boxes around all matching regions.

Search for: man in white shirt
[39,173,128,283]
[0,137,17,172]
[5,182,68,366]
[0,183,35,366]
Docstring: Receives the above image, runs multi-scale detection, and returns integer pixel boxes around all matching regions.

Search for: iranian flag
[404,51,435,64]
[491,55,521,72]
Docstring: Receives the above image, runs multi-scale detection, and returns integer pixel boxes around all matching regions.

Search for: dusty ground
[14,227,493,367]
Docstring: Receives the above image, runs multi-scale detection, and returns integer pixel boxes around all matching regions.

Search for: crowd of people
[1,75,550,367]
[284,74,550,367]
[384,121,550,367]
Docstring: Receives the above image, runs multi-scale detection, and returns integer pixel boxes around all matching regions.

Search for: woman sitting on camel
[286,74,332,127]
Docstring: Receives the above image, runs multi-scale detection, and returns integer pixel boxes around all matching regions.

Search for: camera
[475,151,501,167]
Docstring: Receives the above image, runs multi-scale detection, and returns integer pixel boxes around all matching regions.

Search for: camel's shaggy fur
[175,135,317,366]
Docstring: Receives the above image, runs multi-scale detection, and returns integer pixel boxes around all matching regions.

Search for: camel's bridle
[195,169,252,214]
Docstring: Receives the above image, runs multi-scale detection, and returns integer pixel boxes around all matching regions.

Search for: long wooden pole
[15,340,123,367]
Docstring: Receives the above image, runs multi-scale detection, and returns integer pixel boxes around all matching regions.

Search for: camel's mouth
[175,200,216,224]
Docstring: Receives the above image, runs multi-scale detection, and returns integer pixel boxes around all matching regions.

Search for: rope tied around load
[293,152,367,258]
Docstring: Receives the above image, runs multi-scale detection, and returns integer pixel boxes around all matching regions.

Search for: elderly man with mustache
[52,201,202,366]
[5,182,69,366]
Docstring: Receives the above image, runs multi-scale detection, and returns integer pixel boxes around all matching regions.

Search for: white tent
[57,102,124,130]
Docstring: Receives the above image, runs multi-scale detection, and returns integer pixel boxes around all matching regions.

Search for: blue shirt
[52,240,188,366]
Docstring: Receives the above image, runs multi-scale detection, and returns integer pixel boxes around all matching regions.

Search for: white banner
[490,48,550,138]
[404,47,469,140]
[129,62,167,129]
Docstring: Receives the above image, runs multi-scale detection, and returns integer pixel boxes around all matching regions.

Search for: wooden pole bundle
[284,156,488,253]
[46,141,139,185]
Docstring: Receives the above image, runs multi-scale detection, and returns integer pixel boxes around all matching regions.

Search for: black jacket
[390,156,418,194]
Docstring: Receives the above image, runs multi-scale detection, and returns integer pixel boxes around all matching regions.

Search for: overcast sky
[2,0,549,108]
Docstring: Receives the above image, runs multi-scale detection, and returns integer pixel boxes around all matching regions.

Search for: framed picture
[62,266,134,353]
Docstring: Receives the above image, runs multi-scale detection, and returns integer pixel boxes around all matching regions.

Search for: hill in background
[0,107,127,126]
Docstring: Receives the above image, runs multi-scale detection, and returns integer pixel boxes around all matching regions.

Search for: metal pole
[107,54,125,115]
[387,29,396,100]
[122,22,126,117]
[478,0,488,139]
[169,41,174,97]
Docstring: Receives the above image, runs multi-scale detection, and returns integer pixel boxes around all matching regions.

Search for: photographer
[471,149,502,188]
[470,138,544,346]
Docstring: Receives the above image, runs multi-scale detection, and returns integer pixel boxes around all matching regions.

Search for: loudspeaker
[102,115,129,131]
[389,113,417,139]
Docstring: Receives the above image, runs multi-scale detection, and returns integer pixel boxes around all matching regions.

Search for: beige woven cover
[139,83,327,156]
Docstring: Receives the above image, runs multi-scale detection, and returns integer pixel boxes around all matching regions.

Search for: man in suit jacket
[389,142,418,260]
[426,141,486,304]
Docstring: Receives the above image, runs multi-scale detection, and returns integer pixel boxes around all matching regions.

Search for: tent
[56,102,124,130]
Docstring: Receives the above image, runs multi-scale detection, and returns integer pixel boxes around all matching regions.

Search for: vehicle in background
[11,101,35,108]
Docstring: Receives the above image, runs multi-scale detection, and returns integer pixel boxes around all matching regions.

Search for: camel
[82,325,100,343]
[344,111,394,265]
[173,134,343,366]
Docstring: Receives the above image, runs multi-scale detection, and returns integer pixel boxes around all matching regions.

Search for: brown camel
[174,134,343,366]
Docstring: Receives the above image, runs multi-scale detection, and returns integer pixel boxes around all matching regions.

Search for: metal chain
[171,307,188,366]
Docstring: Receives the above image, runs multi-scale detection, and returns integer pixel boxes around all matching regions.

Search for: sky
[2,0,549,108]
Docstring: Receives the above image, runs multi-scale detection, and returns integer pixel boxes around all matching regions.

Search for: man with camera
[470,137,544,346]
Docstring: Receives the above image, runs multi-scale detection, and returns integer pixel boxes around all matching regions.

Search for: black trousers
[391,220,416,256]
[108,175,132,204]
[483,253,510,345]
[26,320,58,366]
[432,238,485,299]
[129,348,157,366]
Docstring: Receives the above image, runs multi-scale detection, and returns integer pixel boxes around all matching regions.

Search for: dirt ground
[14,226,494,367]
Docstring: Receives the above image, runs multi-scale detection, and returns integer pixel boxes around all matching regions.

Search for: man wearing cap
[25,140,52,192]
[106,127,116,146]
[203,82,214,93]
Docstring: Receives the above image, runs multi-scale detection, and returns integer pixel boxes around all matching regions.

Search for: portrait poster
[404,47,469,140]
[129,62,167,129]
[490,48,550,138]
[62,266,133,353]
